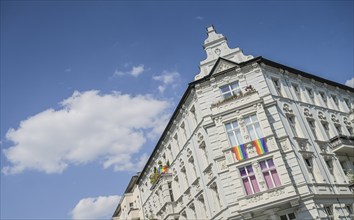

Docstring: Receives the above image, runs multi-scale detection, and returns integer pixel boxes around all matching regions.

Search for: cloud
[2,90,170,174]
[71,195,121,220]
[153,71,180,93]
[345,77,354,88]
[195,16,204,20]
[113,64,145,77]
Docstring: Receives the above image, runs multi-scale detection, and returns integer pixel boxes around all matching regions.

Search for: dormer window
[220,81,240,99]
[306,87,314,103]
[272,78,282,96]
[292,83,301,101]
[319,91,327,106]
[321,122,330,139]
[331,95,339,106]
[335,124,342,135]
[344,98,351,109]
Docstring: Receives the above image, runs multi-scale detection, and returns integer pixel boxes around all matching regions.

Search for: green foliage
[149,162,170,185]
[149,172,159,184]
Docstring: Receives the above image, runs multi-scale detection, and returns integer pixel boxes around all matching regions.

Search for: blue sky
[1,1,353,219]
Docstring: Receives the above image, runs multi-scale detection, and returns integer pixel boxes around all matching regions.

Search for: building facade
[113,26,354,220]
[113,175,145,220]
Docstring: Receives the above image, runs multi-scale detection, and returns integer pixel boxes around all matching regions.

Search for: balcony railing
[211,86,257,108]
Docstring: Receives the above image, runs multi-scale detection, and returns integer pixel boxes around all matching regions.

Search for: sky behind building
[1,1,353,219]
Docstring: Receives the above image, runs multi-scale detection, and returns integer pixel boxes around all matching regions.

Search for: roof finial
[207,25,215,33]
[194,25,254,81]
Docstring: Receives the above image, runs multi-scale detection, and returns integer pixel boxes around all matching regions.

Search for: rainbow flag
[232,144,248,161]
[253,138,268,155]
[158,165,168,174]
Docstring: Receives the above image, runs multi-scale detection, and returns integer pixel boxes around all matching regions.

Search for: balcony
[330,135,354,155]
[127,208,141,220]
[210,87,260,115]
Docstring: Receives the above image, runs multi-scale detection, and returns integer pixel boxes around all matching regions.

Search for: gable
[210,58,238,76]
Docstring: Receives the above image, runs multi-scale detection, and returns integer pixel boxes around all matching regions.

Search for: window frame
[225,120,243,147]
[259,158,281,189]
[272,78,282,96]
[220,81,241,99]
[239,165,260,195]
[292,83,301,101]
[319,91,327,106]
[331,94,339,107]
[287,115,298,137]
[244,114,264,141]
[306,87,314,103]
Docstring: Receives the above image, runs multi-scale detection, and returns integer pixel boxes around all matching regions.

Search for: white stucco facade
[113,26,354,220]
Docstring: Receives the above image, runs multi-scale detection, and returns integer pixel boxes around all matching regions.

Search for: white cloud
[71,195,121,220]
[153,71,180,93]
[113,64,145,77]
[130,65,144,77]
[345,77,354,88]
[195,16,204,20]
[2,90,170,174]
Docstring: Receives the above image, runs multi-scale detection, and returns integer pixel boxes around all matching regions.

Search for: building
[112,174,144,220]
[112,26,354,220]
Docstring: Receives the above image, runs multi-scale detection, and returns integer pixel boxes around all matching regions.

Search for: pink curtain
[243,178,252,195]
[250,176,260,193]
[271,170,281,187]
[263,172,274,189]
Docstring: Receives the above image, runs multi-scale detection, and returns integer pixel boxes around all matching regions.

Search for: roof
[112,174,139,218]
[136,56,354,184]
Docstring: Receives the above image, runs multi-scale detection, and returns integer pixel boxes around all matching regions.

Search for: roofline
[259,58,354,93]
[112,174,139,218]
[137,84,193,184]
[136,56,353,184]
[124,175,139,193]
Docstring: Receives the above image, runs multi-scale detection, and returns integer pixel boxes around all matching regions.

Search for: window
[340,161,349,175]
[307,120,318,139]
[280,213,296,220]
[226,120,243,146]
[324,205,333,217]
[303,157,315,181]
[325,160,333,173]
[346,205,353,215]
[332,95,339,106]
[240,165,260,195]
[306,87,314,103]
[321,122,330,139]
[129,202,134,209]
[344,98,351,109]
[288,115,298,137]
[319,91,327,106]
[335,125,342,135]
[292,83,301,101]
[244,114,263,140]
[220,81,240,99]
[190,105,198,125]
[259,158,281,189]
[167,182,174,202]
[272,78,282,96]
[304,158,312,168]
[210,182,221,212]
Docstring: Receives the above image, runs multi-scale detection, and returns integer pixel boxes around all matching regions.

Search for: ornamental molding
[197,132,204,144]
[343,117,351,127]
[304,108,314,121]
[283,104,294,116]
[318,111,327,123]
[331,114,340,124]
